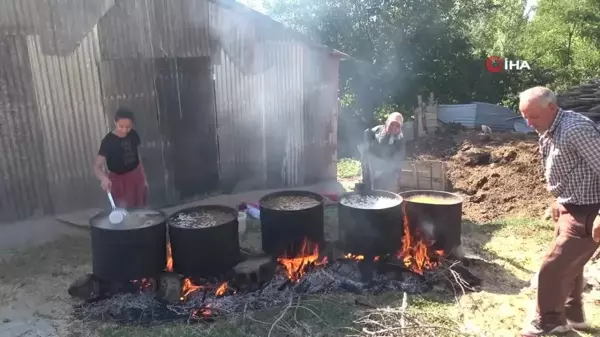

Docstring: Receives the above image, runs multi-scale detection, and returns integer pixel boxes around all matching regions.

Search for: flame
[180,278,202,301]
[344,254,381,262]
[277,238,326,282]
[397,203,444,274]
[344,253,365,261]
[166,243,173,272]
[215,282,228,296]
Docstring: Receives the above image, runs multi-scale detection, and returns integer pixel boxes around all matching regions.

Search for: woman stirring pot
[94,108,148,208]
[360,112,406,191]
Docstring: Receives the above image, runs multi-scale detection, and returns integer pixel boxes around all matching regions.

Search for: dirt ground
[408,127,554,223]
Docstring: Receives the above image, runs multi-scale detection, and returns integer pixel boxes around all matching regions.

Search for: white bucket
[238,211,247,235]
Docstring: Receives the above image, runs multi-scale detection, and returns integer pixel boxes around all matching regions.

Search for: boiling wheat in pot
[263,196,320,210]
[171,210,234,228]
[340,195,400,209]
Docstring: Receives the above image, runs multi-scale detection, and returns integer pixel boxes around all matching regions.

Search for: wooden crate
[398,160,448,191]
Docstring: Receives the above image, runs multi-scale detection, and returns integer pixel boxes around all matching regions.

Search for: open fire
[74,202,477,326]
[398,203,445,274]
[277,239,327,282]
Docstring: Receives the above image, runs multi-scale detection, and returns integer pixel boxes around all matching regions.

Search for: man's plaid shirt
[540,108,600,205]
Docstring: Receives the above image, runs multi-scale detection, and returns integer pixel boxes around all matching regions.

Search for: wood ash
[340,195,401,209]
[262,196,320,211]
[73,258,474,327]
[170,210,234,228]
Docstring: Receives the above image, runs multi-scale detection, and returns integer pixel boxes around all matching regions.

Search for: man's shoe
[520,320,571,336]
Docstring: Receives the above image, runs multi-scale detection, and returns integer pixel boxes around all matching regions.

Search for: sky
[237,0,538,19]
[237,0,267,14]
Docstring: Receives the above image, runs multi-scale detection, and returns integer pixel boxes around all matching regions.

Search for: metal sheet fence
[0,0,340,224]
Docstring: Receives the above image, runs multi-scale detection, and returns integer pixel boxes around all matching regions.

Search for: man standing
[519,86,600,336]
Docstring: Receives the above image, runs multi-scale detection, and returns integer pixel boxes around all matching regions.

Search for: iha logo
[486,56,531,72]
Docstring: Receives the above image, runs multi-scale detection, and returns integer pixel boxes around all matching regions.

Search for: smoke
[419,219,435,239]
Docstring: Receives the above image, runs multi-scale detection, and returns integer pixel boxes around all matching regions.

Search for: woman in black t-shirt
[93,108,148,208]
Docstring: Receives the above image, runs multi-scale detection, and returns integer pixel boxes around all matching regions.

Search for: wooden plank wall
[398,160,448,191]
[411,93,438,138]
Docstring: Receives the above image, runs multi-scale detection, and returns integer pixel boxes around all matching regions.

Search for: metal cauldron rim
[338,189,404,208]
[166,204,239,229]
[399,190,463,204]
[89,208,168,231]
[259,190,325,211]
[339,189,403,200]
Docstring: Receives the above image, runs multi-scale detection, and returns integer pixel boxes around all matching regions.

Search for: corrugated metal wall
[438,102,517,131]
[472,101,518,131]
[0,0,340,224]
[212,1,338,192]
[27,28,108,216]
[437,104,477,128]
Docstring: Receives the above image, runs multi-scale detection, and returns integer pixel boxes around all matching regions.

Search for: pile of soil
[407,127,554,223]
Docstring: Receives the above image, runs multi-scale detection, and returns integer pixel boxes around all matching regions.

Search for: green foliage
[337,158,362,179]
[262,0,600,154]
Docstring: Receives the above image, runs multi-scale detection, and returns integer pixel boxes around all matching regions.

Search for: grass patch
[457,218,600,336]
[337,158,361,179]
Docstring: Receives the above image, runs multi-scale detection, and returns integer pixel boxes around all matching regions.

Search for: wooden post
[416,95,423,138]
[411,163,419,189]
[441,162,448,191]
[428,162,434,189]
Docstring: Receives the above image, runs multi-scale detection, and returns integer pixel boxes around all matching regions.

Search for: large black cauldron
[338,190,404,257]
[90,209,167,282]
[398,190,463,255]
[259,190,325,256]
[168,205,241,278]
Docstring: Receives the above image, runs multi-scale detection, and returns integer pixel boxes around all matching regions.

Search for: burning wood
[344,254,381,262]
[215,282,229,297]
[276,238,327,283]
[397,203,444,274]
[181,278,202,301]
[344,253,365,261]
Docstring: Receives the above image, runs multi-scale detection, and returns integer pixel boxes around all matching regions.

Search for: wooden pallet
[397,160,448,191]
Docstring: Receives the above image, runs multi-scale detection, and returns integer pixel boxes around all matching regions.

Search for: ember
[181,278,202,301]
[344,253,365,261]
[131,278,154,293]
[398,203,444,274]
[215,282,229,296]
[277,238,326,282]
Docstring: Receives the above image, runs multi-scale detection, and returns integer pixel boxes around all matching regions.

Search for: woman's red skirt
[109,164,147,209]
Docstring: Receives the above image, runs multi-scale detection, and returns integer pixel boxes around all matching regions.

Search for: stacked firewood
[557,79,600,117]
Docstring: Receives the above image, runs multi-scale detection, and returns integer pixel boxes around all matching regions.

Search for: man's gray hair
[519,86,557,107]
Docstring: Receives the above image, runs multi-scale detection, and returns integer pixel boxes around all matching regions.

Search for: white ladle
[107,192,128,224]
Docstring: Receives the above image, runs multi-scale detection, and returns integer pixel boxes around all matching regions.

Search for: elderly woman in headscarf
[359,112,406,191]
